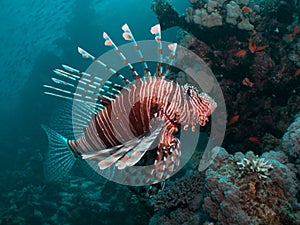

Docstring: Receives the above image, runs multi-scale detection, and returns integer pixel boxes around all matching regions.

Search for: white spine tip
[150,24,161,34]
[51,78,60,83]
[103,32,109,39]
[77,47,84,54]
[121,24,130,31]
[168,43,177,51]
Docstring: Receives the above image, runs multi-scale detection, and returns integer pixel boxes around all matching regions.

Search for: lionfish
[43,24,217,185]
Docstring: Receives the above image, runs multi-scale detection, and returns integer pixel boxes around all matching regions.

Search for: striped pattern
[68,75,217,182]
[44,23,217,183]
[68,76,184,154]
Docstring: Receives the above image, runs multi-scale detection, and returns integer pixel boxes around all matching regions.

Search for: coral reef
[0,175,150,225]
[3,1,300,225]
[202,147,300,225]
[281,113,300,199]
[236,153,273,179]
[151,172,205,210]
[149,146,300,225]
[152,0,300,154]
[282,113,300,159]
[149,172,206,225]
[0,143,150,225]
[153,0,261,31]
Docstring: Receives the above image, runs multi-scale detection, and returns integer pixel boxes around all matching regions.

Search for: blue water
[0,1,183,149]
[0,0,185,136]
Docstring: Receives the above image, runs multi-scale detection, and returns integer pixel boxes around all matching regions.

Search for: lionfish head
[184,84,217,126]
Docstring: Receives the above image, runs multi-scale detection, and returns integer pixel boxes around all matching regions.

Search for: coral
[152,0,300,154]
[287,32,300,67]
[153,0,261,32]
[207,12,223,28]
[288,53,300,67]
[236,154,273,180]
[151,172,205,210]
[250,52,271,80]
[149,172,206,225]
[0,176,149,225]
[262,133,281,152]
[281,114,300,199]
[149,208,202,225]
[203,147,300,225]
[177,30,212,60]
[261,150,288,164]
[192,7,222,28]
[282,113,300,159]
[237,18,254,31]
[226,1,242,26]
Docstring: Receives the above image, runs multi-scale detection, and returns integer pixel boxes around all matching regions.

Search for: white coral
[236,156,273,179]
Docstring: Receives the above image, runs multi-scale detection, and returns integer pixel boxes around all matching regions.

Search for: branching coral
[236,154,273,179]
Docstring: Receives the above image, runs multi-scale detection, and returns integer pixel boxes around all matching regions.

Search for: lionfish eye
[187,88,191,96]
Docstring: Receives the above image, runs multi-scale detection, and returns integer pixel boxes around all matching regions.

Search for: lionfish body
[43,24,217,185]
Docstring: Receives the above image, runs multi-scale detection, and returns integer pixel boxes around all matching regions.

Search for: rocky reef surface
[149,115,300,225]
[152,0,300,154]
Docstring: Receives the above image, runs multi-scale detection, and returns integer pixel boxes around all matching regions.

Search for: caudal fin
[42,125,77,181]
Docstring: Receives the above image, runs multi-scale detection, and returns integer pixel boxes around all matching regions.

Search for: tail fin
[42,125,77,181]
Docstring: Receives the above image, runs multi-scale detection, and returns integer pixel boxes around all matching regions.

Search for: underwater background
[0,0,299,224]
